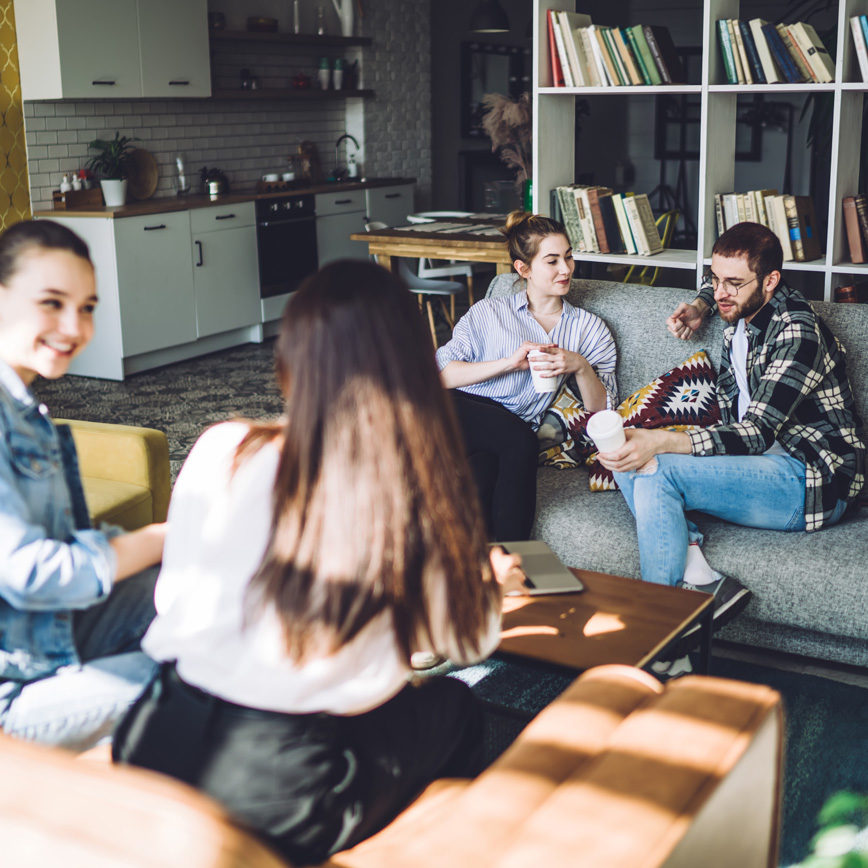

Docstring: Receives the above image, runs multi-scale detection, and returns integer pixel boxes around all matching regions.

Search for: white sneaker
[651,655,693,680]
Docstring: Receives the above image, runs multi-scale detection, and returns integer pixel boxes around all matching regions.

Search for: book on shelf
[601,27,628,85]
[579,27,603,86]
[625,25,661,85]
[586,186,613,253]
[788,22,835,83]
[717,19,738,84]
[714,188,780,235]
[598,192,627,254]
[776,23,814,81]
[550,188,563,224]
[574,187,600,253]
[851,194,868,265]
[547,9,567,87]
[612,193,638,254]
[783,195,821,261]
[556,185,583,251]
[623,193,664,255]
[766,195,795,261]
[612,27,643,85]
[550,9,574,87]
[558,11,594,87]
[738,20,767,84]
[749,18,782,83]
[842,196,865,264]
[849,16,868,82]
[642,25,686,84]
[730,19,752,84]
[761,22,805,83]
[589,25,619,86]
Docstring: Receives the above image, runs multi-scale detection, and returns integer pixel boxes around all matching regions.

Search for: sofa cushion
[585,350,721,490]
[537,379,594,468]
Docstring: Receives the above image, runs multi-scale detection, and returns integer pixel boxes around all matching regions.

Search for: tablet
[494,540,585,595]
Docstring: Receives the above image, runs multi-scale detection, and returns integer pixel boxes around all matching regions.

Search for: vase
[522,178,533,212]
[331,0,353,36]
[100,179,127,207]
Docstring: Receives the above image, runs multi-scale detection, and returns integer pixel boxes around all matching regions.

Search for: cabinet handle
[215,213,236,220]
[335,199,352,204]
[91,80,116,86]
[385,193,401,199]
[143,224,167,231]
[168,80,191,86]
[195,240,203,267]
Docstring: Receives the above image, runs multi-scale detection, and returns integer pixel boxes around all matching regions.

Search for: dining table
[350,215,513,274]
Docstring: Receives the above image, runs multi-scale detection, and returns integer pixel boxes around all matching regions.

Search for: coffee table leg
[696,605,714,675]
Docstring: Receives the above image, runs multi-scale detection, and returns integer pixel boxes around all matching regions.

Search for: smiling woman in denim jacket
[0,220,166,752]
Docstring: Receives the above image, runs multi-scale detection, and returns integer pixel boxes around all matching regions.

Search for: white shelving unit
[532,0,868,300]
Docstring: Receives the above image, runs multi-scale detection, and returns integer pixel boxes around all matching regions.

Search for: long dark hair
[0,220,91,285]
[237,260,499,664]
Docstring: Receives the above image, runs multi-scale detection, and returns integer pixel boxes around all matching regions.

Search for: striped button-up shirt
[435,290,618,429]
[689,280,865,531]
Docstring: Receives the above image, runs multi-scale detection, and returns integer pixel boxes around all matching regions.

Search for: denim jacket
[0,359,118,683]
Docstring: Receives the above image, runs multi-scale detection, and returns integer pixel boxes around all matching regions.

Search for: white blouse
[142,422,501,716]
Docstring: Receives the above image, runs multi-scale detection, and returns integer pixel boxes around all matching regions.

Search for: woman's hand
[528,346,587,379]
[505,341,555,374]
[489,546,528,596]
[110,522,167,581]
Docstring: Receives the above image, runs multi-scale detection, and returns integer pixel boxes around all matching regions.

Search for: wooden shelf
[209,29,371,48]
[211,88,374,100]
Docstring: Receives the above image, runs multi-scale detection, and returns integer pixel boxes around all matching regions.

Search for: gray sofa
[487,274,868,668]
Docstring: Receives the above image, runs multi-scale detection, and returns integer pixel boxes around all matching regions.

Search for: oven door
[257,216,319,299]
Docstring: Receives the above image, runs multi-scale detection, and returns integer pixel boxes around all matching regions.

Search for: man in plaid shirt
[598,222,865,643]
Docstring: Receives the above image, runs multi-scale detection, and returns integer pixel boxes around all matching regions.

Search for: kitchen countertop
[33,177,416,219]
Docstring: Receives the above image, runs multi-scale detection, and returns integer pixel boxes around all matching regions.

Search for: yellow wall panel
[0,1,30,228]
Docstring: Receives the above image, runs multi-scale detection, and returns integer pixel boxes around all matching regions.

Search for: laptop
[493,540,585,596]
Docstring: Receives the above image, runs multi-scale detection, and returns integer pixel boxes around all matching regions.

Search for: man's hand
[667,301,706,341]
[596,428,691,473]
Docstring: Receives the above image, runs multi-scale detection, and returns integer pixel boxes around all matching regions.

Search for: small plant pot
[100,179,127,207]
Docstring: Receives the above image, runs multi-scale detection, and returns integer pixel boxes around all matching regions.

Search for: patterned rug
[33,340,285,482]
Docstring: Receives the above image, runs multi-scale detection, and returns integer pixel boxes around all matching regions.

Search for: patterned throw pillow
[586,350,721,491]
[537,377,594,469]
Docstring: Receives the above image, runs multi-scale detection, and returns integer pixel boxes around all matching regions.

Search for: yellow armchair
[54,419,171,530]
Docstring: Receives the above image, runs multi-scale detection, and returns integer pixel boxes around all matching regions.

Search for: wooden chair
[365,222,464,346]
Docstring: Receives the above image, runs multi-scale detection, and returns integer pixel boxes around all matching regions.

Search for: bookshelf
[532,0,868,300]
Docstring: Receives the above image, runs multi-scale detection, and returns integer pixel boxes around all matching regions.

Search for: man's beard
[718,283,766,323]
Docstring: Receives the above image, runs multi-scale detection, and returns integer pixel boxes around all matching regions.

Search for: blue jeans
[0,568,159,752]
[613,453,843,587]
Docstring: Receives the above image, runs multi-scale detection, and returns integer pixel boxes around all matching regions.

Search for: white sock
[682,542,723,586]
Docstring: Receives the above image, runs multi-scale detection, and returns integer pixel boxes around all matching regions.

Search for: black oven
[256,194,318,298]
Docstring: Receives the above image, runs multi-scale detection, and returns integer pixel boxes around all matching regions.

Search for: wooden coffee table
[498,568,714,675]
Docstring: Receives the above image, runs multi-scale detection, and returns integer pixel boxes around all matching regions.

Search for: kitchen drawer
[366,184,415,227]
[314,190,366,217]
[189,202,255,234]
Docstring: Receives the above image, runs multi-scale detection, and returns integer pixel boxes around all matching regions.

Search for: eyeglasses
[705,271,761,297]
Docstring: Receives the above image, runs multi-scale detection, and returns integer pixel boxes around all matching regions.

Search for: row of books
[547,10,685,88]
[849,17,868,82]
[714,190,822,262]
[716,18,835,84]
[841,195,868,264]
[553,185,664,257]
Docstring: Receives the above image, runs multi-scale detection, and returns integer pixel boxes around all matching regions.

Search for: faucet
[334,133,360,180]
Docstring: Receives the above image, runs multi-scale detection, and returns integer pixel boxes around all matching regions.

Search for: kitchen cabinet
[114,212,198,357]
[315,190,368,266]
[13,0,210,100]
[191,203,260,339]
[366,183,415,227]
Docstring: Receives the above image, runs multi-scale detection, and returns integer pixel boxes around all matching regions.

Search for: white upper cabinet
[138,0,211,98]
[14,0,211,100]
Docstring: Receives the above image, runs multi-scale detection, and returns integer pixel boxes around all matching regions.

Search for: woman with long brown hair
[112,260,524,866]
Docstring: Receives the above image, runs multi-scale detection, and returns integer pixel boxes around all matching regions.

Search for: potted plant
[86,132,138,207]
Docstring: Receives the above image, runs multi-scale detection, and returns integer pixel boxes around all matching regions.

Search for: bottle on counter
[59,174,72,193]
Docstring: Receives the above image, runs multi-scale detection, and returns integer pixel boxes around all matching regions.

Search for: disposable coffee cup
[528,349,558,394]
[586,410,626,453]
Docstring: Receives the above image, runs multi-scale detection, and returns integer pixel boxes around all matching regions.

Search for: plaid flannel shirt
[688,279,865,531]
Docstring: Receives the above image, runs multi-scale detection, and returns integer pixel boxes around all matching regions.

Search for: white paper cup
[528,349,558,393]
[586,410,626,453]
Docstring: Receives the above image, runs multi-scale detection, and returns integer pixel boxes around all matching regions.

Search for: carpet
[457,653,868,867]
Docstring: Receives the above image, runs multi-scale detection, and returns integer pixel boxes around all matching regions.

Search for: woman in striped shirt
[436,211,618,541]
